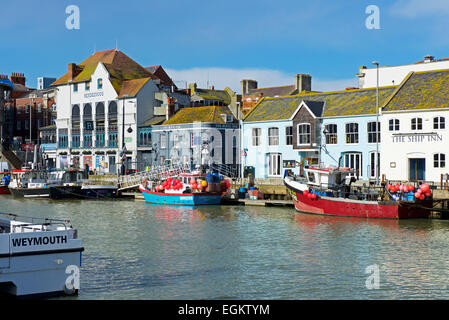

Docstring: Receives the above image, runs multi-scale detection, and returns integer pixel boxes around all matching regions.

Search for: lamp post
[372,61,380,185]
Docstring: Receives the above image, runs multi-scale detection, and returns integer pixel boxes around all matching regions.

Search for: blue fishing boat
[139,171,229,206]
[139,187,222,205]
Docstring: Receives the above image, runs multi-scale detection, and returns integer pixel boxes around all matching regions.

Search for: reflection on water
[1,196,449,299]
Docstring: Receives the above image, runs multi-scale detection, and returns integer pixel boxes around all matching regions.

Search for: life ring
[142,178,148,189]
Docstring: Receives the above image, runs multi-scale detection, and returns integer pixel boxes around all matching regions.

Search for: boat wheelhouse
[0,212,83,297]
[8,170,51,198]
[284,166,432,219]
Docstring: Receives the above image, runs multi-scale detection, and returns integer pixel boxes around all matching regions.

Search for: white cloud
[166,67,358,94]
[390,0,449,18]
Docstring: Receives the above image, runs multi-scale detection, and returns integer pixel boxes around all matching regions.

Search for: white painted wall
[381,109,449,183]
[359,59,449,88]
[54,63,160,170]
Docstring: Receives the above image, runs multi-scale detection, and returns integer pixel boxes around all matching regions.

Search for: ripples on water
[2,196,449,299]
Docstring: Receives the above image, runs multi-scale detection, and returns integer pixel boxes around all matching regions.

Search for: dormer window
[98,78,103,89]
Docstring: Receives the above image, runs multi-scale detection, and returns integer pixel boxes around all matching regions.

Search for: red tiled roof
[144,65,176,88]
[52,49,158,96]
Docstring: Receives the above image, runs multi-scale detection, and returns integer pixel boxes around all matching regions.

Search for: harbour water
[2,196,449,299]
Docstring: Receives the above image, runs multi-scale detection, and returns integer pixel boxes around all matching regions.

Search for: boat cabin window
[307,172,316,183]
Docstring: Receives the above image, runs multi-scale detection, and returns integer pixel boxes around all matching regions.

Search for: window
[73,83,78,92]
[252,128,261,146]
[17,121,21,130]
[191,133,201,147]
[85,81,91,91]
[345,123,359,144]
[344,152,362,178]
[369,152,380,179]
[286,126,293,145]
[411,118,422,130]
[25,105,29,113]
[268,153,282,176]
[173,134,182,148]
[98,78,103,89]
[434,153,446,168]
[367,122,380,143]
[37,103,42,113]
[268,127,279,146]
[160,134,167,149]
[25,120,29,129]
[17,105,21,114]
[297,123,311,145]
[434,117,445,130]
[389,119,400,131]
[325,124,337,144]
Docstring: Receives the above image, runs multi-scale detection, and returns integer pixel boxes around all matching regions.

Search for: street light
[372,61,380,185]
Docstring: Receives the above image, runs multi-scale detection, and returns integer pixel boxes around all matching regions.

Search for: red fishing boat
[0,172,11,194]
[284,167,432,219]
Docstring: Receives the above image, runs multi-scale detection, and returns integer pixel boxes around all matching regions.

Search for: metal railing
[117,161,191,191]
[0,212,73,232]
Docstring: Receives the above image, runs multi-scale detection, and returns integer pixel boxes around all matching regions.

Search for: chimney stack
[424,55,434,63]
[295,74,311,92]
[166,95,175,120]
[10,72,26,86]
[240,79,257,95]
[188,83,197,95]
[68,63,82,81]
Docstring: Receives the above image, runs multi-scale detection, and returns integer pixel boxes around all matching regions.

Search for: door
[369,152,380,179]
[268,153,282,177]
[344,152,362,178]
[410,158,425,181]
[109,156,116,174]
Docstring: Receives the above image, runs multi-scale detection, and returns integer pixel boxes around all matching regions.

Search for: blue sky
[1,0,449,92]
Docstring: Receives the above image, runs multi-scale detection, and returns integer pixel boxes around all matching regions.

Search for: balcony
[83,134,93,148]
[96,133,105,148]
[72,134,80,149]
[138,128,151,147]
[108,132,118,148]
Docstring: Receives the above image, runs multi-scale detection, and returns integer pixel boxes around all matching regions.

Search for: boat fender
[142,178,148,189]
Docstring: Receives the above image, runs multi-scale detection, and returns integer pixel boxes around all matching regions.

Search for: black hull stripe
[0,247,84,258]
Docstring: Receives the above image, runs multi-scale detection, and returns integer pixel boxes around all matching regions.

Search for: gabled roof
[192,88,232,105]
[300,100,325,118]
[162,106,235,125]
[144,65,176,88]
[382,69,449,112]
[243,86,396,122]
[118,77,151,98]
[52,49,157,96]
[248,85,297,97]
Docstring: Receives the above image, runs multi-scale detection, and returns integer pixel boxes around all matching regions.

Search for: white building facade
[380,69,449,183]
[357,55,449,88]
[52,50,163,173]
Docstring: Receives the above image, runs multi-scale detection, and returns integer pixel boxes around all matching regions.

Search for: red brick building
[15,89,56,145]
[1,73,56,147]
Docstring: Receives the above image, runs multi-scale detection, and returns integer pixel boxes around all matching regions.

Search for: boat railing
[0,212,73,231]
[384,179,437,189]
[309,181,387,201]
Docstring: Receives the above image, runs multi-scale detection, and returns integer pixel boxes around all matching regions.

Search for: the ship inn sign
[392,132,443,143]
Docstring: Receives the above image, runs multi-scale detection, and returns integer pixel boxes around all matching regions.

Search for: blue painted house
[242,86,397,180]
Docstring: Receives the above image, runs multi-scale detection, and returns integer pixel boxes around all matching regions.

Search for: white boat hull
[0,226,83,297]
